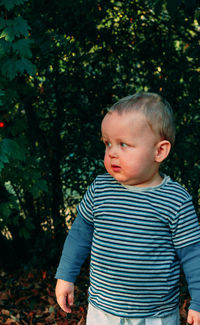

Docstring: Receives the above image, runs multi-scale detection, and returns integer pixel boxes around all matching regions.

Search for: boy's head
[109,92,175,146]
[101,92,175,187]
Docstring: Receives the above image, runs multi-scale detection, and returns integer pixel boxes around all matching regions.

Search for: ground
[0,266,190,324]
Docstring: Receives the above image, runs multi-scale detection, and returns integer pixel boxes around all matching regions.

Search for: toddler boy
[55,92,200,324]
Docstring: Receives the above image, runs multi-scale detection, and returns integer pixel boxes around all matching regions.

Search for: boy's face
[101,110,162,187]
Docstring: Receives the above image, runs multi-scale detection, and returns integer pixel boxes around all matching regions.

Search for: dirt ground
[0,267,190,324]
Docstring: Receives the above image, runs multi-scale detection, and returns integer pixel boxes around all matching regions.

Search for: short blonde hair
[109,92,175,145]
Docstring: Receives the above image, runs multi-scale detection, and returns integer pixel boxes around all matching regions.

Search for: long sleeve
[55,213,94,282]
[176,241,200,312]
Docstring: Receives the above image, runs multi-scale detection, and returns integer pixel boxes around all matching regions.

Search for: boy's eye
[120,143,128,148]
[105,141,111,147]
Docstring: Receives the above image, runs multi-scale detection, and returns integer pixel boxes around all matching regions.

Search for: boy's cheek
[104,157,113,175]
[104,155,109,168]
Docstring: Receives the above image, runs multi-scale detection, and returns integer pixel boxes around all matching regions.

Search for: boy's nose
[108,147,118,158]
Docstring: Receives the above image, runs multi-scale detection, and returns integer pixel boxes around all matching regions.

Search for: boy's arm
[55,213,93,282]
[55,214,93,312]
[176,242,200,324]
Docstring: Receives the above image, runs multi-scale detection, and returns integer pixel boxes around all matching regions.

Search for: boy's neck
[120,172,163,188]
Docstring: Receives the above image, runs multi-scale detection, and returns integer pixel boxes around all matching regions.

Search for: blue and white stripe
[77,173,200,318]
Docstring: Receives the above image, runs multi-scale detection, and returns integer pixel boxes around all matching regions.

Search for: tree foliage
[0,0,199,268]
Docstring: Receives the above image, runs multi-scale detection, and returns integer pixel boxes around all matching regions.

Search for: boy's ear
[155,140,171,163]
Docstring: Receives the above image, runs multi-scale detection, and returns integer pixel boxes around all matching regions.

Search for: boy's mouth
[111,164,121,172]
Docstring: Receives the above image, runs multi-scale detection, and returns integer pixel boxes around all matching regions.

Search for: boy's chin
[108,173,129,185]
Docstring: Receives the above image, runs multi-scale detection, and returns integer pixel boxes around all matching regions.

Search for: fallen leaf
[77,315,86,325]
[15,296,28,304]
[4,318,16,324]
[0,291,9,300]
[1,309,10,316]
[45,312,55,322]
[28,272,34,279]
[42,271,47,279]
[48,296,55,305]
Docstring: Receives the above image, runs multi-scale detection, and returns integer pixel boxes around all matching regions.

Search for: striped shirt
[77,173,200,318]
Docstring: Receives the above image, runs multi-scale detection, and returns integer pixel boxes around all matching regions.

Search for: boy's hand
[55,279,74,313]
[187,309,200,325]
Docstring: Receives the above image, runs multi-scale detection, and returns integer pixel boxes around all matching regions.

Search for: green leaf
[12,16,30,38]
[49,306,55,313]
[0,89,5,106]
[0,152,9,163]
[31,184,40,198]
[39,179,48,192]
[0,203,12,218]
[0,161,4,172]
[0,16,30,41]
[1,58,36,79]
[17,58,36,75]
[12,39,33,58]
[0,0,14,11]
[30,178,48,198]
[0,39,11,59]
[0,17,6,29]
[0,27,15,42]
[0,138,26,161]
[1,59,18,79]
[0,0,28,11]
[0,90,5,97]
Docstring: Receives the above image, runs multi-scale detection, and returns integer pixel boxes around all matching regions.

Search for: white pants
[86,304,180,325]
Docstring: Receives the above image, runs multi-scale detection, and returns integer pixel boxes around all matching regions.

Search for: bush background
[0,0,199,271]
